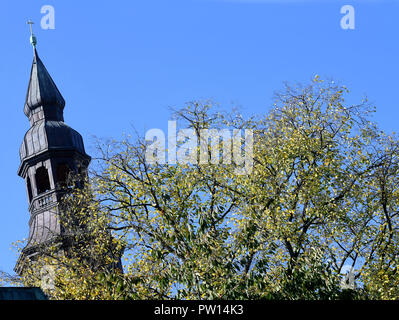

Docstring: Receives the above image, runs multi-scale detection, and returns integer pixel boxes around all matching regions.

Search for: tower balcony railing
[29,190,58,212]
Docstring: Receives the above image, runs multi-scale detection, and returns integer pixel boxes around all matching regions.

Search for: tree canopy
[7,77,399,300]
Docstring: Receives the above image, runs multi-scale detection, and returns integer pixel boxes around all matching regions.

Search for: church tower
[15,25,91,273]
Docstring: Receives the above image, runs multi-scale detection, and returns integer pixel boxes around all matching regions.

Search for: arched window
[56,163,70,187]
[75,166,87,189]
[27,177,33,202]
[35,167,51,195]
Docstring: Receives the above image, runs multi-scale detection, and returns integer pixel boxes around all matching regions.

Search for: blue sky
[0,0,398,275]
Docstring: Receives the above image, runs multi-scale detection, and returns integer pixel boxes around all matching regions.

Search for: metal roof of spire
[24,20,65,118]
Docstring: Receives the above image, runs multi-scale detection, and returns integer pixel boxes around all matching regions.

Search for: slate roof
[20,120,87,161]
[19,48,90,163]
[24,48,65,119]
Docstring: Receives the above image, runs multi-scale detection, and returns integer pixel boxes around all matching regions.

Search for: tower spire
[16,33,92,275]
[27,19,37,49]
[24,52,66,123]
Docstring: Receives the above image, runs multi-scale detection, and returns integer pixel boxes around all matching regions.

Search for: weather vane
[27,19,37,48]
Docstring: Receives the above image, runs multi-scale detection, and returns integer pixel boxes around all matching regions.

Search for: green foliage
[6,77,399,300]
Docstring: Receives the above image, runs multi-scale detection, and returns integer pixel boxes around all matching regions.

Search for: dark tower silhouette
[15,43,91,273]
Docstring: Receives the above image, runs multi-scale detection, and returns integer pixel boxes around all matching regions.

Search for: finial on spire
[27,19,37,48]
